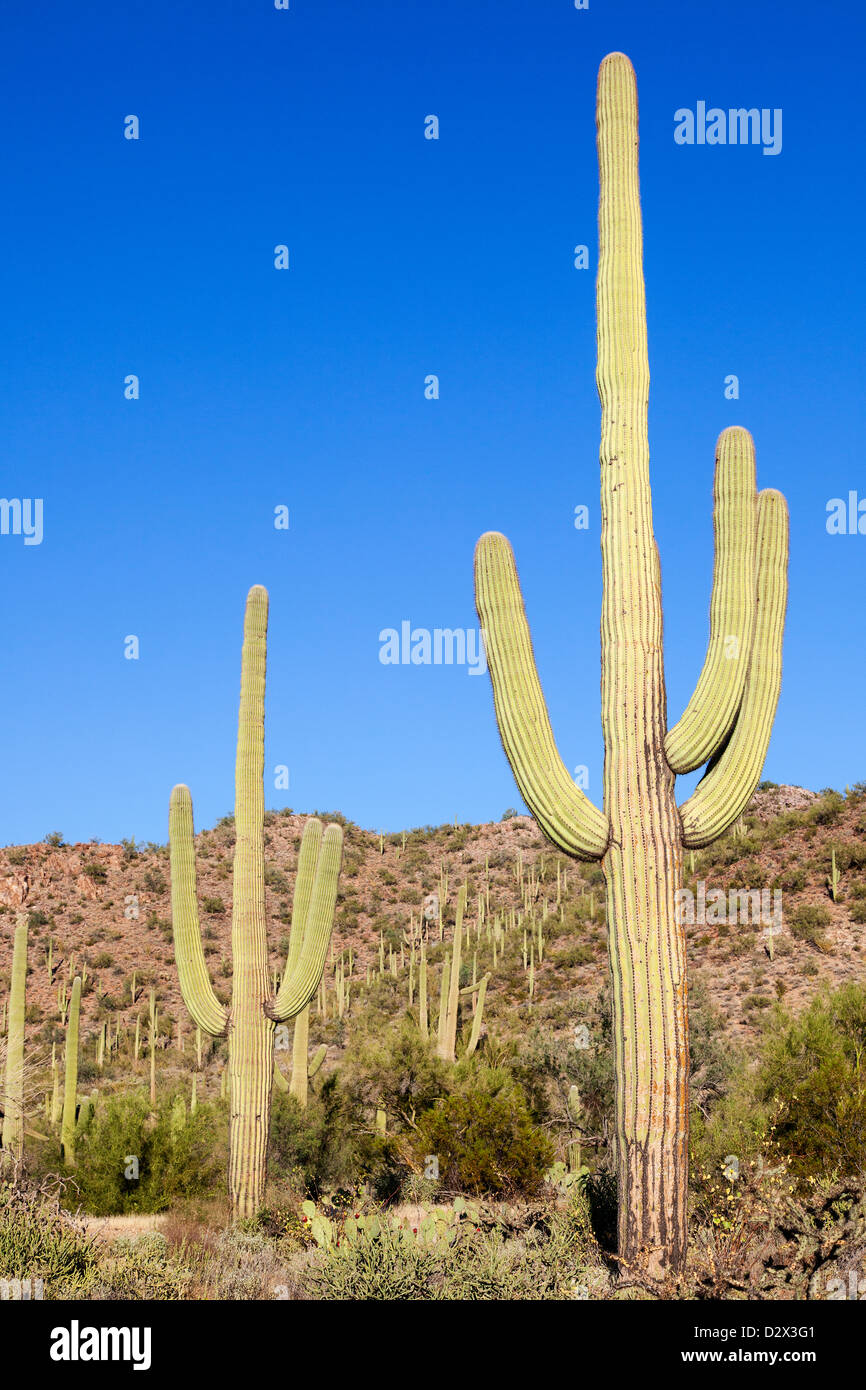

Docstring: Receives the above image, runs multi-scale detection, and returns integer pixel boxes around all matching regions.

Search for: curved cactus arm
[474,531,609,860]
[284,818,323,977]
[680,489,788,847]
[267,822,343,1022]
[169,784,229,1037]
[272,1063,289,1092]
[464,973,490,1058]
[665,427,758,773]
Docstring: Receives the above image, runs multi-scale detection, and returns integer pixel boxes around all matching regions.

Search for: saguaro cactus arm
[169,784,229,1038]
[474,532,609,860]
[664,427,758,773]
[267,820,343,1023]
[680,489,788,847]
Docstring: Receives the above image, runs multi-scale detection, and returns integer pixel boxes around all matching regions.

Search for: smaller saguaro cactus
[60,975,82,1167]
[418,942,428,1040]
[1,916,28,1169]
[148,989,157,1106]
[827,848,841,903]
[170,585,342,1218]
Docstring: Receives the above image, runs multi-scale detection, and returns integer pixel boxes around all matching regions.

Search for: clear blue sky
[1,0,863,846]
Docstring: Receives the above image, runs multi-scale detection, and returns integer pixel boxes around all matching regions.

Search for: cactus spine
[1,916,28,1169]
[60,975,82,1167]
[473,53,788,1274]
[169,586,342,1218]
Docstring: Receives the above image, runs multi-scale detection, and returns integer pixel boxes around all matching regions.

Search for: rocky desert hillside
[0,781,864,1103]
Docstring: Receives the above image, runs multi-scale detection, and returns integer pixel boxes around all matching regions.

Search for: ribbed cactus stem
[440,889,465,1061]
[60,975,81,1167]
[308,1044,327,1079]
[1,917,28,1168]
[290,1003,310,1108]
[418,942,428,1040]
[437,954,450,1054]
[149,989,157,1106]
[50,1043,61,1127]
[465,974,490,1057]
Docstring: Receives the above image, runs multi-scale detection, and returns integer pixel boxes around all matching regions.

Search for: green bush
[789,903,833,951]
[754,983,866,1181]
[412,1068,554,1196]
[0,1183,98,1295]
[68,1092,224,1214]
[309,1204,597,1300]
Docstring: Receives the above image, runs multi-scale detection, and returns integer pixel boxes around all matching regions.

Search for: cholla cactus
[169,586,342,1218]
[474,53,788,1274]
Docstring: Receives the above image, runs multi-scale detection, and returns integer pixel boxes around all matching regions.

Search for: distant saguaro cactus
[169,586,342,1218]
[60,975,82,1167]
[474,53,788,1275]
[1,916,28,1169]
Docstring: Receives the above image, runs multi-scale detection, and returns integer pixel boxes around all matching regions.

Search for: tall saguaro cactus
[1,916,28,1169]
[169,585,342,1219]
[474,53,788,1275]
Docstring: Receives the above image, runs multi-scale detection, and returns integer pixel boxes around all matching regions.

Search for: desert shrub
[69,1093,224,1214]
[552,941,595,968]
[264,866,290,892]
[754,983,866,1181]
[850,901,866,924]
[411,1068,553,1196]
[833,842,866,872]
[202,896,226,915]
[789,903,833,950]
[82,862,107,883]
[308,1202,596,1300]
[90,1232,191,1299]
[200,1225,304,1299]
[143,868,167,894]
[774,867,806,893]
[810,791,845,826]
[269,1079,364,1198]
[0,1182,98,1295]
